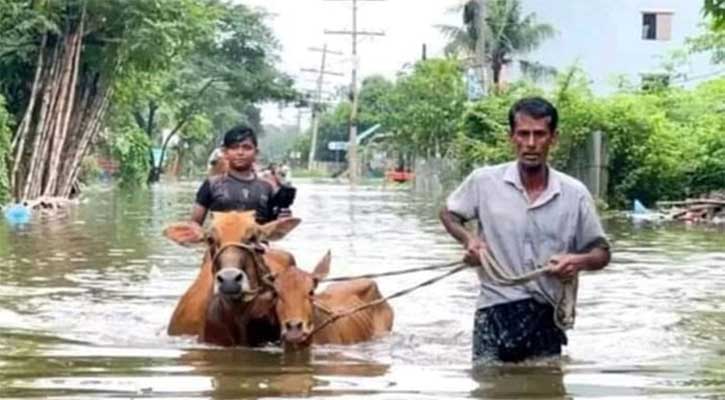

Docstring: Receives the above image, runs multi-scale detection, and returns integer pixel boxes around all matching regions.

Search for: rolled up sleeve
[446,170,480,221]
[575,193,610,252]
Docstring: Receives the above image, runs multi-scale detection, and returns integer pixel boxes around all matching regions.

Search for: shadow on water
[469,363,566,399]
[177,348,391,399]
[2,180,725,398]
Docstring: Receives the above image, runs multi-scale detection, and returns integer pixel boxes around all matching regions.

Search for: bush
[111,125,151,187]
[78,156,103,184]
[453,70,725,208]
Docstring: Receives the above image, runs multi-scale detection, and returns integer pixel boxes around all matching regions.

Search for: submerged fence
[566,131,608,200]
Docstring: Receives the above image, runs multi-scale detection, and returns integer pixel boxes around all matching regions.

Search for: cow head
[163,211,301,303]
[268,251,331,348]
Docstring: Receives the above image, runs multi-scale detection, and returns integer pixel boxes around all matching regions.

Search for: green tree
[259,124,302,163]
[1,0,215,199]
[438,0,556,91]
[384,59,466,156]
[124,2,296,183]
[704,0,725,30]
[312,102,352,163]
[304,76,390,164]
[311,60,465,162]
[451,67,718,208]
[357,75,395,127]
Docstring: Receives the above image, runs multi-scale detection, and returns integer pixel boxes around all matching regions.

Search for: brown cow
[268,251,394,350]
[163,211,299,346]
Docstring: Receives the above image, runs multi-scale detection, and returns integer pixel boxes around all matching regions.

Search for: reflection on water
[1,180,725,398]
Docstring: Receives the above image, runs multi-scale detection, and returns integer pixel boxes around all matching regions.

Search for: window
[642,12,673,41]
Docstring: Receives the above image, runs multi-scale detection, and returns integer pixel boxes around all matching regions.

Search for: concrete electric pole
[324,0,385,184]
[301,44,343,170]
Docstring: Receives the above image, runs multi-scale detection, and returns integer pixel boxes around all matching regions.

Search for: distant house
[515,0,719,93]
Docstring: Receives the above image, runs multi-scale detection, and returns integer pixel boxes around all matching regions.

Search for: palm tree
[438,0,556,92]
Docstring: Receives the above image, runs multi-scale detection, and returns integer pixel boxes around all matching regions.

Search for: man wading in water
[440,97,611,363]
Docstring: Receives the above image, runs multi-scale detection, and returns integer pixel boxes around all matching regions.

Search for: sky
[240,0,461,127]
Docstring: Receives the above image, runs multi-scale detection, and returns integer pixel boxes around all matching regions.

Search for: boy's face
[224,138,257,171]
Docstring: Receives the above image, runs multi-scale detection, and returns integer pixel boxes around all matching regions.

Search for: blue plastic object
[3,203,31,224]
[633,199,648,215]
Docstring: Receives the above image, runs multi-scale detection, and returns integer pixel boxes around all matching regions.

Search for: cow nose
[285,320,304,332]
[216,269,244,296]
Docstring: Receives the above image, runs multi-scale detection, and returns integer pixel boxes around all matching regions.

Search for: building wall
[517,0,719,93]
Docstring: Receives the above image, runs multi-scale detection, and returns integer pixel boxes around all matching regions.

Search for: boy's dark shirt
[195,173,275,223]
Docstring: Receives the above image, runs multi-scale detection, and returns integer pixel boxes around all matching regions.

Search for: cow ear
[258,217,301,241]
[312,250,331,285]
[163,221,205,246]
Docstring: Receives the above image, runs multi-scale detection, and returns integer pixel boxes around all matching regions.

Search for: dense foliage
[0,0,295,195]
[306,57,725,208]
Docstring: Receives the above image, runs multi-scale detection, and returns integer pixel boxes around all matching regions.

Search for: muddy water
[1,180,725,399]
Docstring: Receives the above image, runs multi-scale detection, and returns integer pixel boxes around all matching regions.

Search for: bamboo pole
[11,34,48,196]
[22,39,61,199]
[44,14,84,196]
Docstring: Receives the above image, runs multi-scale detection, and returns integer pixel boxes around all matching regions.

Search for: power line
[324,0,386,184]
[301,44,344,170]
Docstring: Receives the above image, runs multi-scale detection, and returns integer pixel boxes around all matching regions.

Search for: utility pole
[293,108,311,168]
[475,0,488,93]
[301,44,343,170]
[296,107,304,136]
[463,0,488,95]
[325,0,385,184]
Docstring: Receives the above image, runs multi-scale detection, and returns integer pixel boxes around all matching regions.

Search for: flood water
[1,179,725,399]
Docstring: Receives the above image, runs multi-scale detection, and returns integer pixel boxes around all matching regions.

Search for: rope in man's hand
[476,249,578,331]
[310,250,579,335]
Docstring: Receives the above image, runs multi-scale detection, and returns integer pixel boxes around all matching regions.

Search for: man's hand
[463,237,487,266]
[547,254,582,280]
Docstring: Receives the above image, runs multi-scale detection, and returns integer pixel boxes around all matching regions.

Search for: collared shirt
[447,161,609,310]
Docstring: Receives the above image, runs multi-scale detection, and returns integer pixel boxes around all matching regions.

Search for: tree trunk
[61,91,111,198]
[146,101,157,137]
[21,38,63,199]
[28,34,73,199]
[58,81,110,197]
[11,6,107,202]
[11,34,47,195]
[44,12,84,196]
[492,63,501,92]
[172,148,183,178]
[146,79,216,184]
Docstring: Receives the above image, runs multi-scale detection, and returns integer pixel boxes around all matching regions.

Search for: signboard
[327,141,349,151]
[152,148,163,168]
[465,67,486,101]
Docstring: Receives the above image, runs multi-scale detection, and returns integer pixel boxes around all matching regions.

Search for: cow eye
[308,289,314,296]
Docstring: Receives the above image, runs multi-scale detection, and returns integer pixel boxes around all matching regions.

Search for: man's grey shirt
[447,161,609,310]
